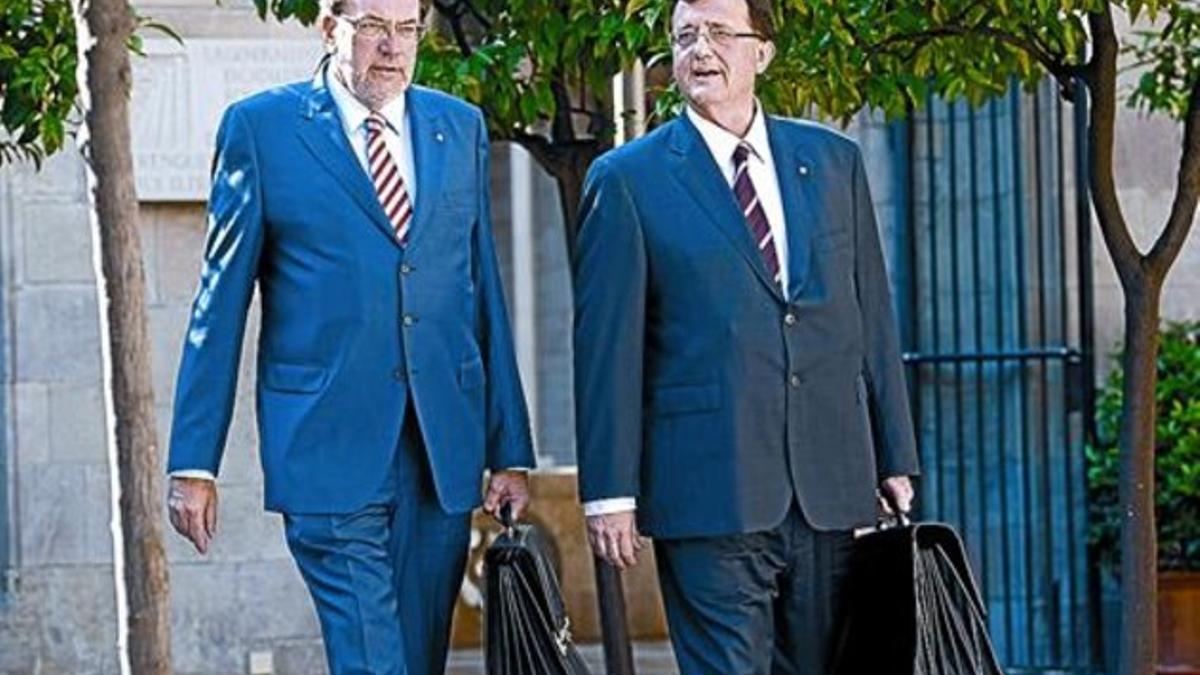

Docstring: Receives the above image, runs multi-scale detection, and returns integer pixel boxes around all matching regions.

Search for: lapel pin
[435,132,444,143]
[798,164,811,177]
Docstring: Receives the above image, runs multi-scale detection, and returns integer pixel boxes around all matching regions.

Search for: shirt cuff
[170,470,216,481]
[583,497,637,516]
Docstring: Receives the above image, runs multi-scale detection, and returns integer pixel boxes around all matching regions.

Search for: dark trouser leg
[654,529,788,675]
[770,509,855,675]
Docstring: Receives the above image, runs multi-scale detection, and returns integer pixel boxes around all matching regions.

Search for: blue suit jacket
[573,114,920,538]
[168,74,535,514]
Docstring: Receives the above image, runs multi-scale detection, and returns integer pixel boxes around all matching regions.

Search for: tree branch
[512,128,566,174]
[432,0,479,56]
[550,79,576,143]
[868,22,1083,94]
[1146,74,1200,279]
[1084,7,1142,287]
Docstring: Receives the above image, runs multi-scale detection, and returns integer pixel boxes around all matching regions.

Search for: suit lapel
[765,116,815,301]
[401,87,447,256]
[295,73,400,245]
[667,116,785,302]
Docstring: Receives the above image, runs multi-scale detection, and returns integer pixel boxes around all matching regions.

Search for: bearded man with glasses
[164,0,535,672]
[573,0,920,671]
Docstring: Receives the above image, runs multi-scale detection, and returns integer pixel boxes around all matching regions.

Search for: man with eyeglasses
[573,0,920,671]
[164,0,535,672]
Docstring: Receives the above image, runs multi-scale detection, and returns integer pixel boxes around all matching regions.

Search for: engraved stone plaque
[131,39,321,201]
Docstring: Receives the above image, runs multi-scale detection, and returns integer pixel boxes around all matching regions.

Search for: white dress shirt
[581,103,791,517]
[687,103,789,292]
[171,69,418,483]
[326,68,417,206]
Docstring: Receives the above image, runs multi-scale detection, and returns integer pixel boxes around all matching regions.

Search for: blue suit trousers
[283,402,471,675]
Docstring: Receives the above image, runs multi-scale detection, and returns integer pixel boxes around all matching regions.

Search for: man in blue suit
[574,0,920,671]
[165,0,535,671]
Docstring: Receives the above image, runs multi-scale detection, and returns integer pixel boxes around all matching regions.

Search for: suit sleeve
[852,146,921,479]
[572,156,647,503]
[167,104,265,476]
[472,111,536,471]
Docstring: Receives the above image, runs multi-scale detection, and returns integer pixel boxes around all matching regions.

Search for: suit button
[400,263,413,275]
[784,312,797,326]
[393,367,406,381]
[403,314,417,326]
[789,374,803,388]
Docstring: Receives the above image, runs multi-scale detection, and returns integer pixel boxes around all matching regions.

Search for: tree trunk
[553,154,588,255]
[513,137,607,257]
[1082,9,1163,673]
[82,0,172,672]
[1117,283,1162,675]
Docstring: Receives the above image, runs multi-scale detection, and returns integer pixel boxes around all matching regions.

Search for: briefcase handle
[877,490,912,530]
[499,502,516,537]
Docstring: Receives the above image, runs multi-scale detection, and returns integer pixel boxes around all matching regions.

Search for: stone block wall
[0,142,120,674]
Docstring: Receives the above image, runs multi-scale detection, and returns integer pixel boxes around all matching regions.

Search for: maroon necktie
[732,141,781,286]
[365,112,413,245]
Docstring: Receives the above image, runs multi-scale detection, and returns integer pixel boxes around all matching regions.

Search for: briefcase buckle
[555,616,573,656]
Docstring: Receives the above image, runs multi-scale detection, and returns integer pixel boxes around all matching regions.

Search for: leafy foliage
[243,0,1200,138]
[1088,321,1200,572]
[0,0,77,166]
[1125,2,1200,119]
[416,0,672,141]
[256,0,674,143]
[6,0,1200,166]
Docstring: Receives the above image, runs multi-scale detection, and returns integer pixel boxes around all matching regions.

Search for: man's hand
[878,475,915,517]
[483,470,531,522]
[586,510,644,570]
[167,477,218,555]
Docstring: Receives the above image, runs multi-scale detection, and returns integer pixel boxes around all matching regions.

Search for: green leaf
[126,33,146,57]
[624,0,651,20]
[138,19,184,46]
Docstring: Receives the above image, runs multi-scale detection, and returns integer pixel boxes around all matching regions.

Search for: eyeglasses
[338,14,424,42]
[672,25,763,49]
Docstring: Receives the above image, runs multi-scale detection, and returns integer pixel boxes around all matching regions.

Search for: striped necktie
[365,112,413,245]
[732,141,781,286]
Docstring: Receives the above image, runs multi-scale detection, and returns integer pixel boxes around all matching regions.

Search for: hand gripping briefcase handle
[485,503,592,674]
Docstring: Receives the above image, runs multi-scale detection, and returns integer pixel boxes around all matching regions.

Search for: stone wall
[0,142,120,674]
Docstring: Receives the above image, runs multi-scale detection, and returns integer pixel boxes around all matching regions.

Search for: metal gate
[892,79,1099,673]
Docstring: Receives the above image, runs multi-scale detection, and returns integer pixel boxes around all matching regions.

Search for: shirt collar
[326,64,407,138]
[686,101,770,168]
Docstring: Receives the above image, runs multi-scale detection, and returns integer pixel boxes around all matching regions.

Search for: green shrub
[1087,320,1200,572]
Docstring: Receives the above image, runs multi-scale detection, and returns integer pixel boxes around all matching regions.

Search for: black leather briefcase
[484,508,592,675]
[832,514,1004,675]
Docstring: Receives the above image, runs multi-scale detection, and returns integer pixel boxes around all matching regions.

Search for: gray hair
[320,0,432,20]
